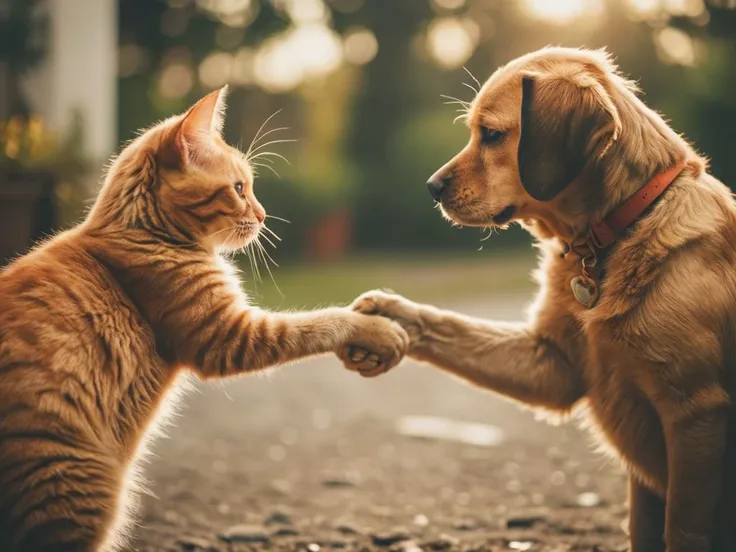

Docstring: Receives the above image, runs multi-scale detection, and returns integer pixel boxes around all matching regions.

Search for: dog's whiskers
[462,81,480,97]
[462,66,482,94]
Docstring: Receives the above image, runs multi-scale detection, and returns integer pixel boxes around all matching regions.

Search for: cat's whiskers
[247,126,289,155]
[251,162,280,179]
[245,110,283,159]
[249,151,291,166]
[259,232,278,249]
[261,224,282,242]
[253,233,283,297]
[247,139,297,160]
[265,214,291,224]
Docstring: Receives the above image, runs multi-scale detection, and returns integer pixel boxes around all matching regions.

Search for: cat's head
[94,87,266,252]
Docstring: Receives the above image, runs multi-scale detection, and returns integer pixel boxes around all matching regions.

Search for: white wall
[24,0,118,162]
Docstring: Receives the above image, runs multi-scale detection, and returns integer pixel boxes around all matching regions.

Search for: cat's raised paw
[337,312,409,378]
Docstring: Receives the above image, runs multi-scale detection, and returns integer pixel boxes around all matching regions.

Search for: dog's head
[428,48,623,235]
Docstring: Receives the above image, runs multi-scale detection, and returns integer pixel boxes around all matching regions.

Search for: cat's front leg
[342,289,586,412]
[181,305,409,379]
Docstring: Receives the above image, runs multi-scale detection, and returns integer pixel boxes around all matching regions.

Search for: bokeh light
[196,0,258,27]
[431,0,467,10]
[118,43,148,78]
[654,26,698,65]
[199,51,234,89]
[158,62,195,99]
[343,27,379,66]
[426,17,479,69]
[231,47,255,85]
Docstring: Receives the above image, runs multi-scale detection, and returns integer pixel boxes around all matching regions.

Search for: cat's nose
[427,175,452,202]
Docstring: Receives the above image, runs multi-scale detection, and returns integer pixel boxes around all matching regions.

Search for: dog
[341,47,736,551]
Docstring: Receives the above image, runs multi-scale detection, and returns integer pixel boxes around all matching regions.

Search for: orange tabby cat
[0,87,408,552]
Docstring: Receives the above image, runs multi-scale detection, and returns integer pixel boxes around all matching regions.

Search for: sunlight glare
[663,0,705,17]
[274,0,329,24]
[623,0,662,21]
[520,0,604,25]
[431,0,466,9]
[252,24,343,93]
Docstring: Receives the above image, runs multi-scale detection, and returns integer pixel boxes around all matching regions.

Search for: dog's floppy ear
[518,71,621,201]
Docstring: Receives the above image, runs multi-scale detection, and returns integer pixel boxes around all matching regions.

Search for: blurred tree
[0,0,48,119]
[115,0,736,258]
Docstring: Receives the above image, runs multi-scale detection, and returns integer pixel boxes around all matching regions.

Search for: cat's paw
[338,312,409,378]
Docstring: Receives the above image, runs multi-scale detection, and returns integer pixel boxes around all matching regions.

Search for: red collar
[567,159,687,257]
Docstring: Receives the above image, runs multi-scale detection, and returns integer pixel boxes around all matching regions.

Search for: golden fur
[0,88,408,552]
[344,47,736,551]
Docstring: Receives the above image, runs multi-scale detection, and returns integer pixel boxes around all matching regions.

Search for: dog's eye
[480,127,505,145]
[234,181,244,195]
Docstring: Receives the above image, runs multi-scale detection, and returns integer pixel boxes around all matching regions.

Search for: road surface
[135,296,629,552]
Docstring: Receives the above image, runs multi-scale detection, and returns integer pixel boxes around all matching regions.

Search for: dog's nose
[427,176,450,202]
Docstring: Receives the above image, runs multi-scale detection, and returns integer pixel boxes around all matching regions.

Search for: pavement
[135,295,629,552]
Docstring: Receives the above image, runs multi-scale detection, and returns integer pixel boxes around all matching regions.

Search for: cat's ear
[171,86,229,165]
[182,85,228,138]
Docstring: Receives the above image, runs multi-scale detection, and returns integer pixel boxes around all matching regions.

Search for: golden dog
[343,47,736,551]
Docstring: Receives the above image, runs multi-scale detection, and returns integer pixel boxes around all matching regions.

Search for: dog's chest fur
[544,248,673,493]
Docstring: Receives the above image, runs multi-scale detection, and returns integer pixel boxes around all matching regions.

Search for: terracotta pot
[0,171,57,266]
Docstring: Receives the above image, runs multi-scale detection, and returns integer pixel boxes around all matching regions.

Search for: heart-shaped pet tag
[571,276,599,309]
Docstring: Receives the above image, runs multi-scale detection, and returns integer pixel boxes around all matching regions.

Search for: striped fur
[0,88,408,551]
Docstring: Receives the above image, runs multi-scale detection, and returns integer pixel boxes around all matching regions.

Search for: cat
[0,87,408,552]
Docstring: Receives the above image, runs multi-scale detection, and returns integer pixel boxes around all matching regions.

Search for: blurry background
[2,0,736,307]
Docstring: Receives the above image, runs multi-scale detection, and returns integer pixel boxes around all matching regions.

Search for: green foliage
[0,0,48,73]
[115,0,736,258]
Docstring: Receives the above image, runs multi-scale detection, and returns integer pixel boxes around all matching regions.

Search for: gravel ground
[134,296,629,552]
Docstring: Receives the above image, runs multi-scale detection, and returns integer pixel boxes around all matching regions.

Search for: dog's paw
[351,290,421,332]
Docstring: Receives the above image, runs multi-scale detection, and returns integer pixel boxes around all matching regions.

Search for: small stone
[323,477,356,488]
[176,535,215,551]
[272,527,299,537]
[412,514,429,527]
[453,519,477,531]
[219,524,270,544]
[391,540,423,552]
[508,541,534,551]
[265,509,293,526]
[270,479,292,495]
[505,515,546,529]
[336,521,362,535]
[576,491,602,508]
[371,529,411,546]
[422,534,459,550]
[307,544,321,552]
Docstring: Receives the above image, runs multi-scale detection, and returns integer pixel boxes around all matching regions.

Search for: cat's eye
[234,181,244,195]
[480,127,506,145]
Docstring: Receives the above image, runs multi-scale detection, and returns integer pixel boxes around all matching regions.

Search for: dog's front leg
[345,290,586,412]
[662,406,728,552]
[628,475,666,552]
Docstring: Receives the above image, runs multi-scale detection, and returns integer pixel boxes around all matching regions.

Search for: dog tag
[571,275,599,309]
